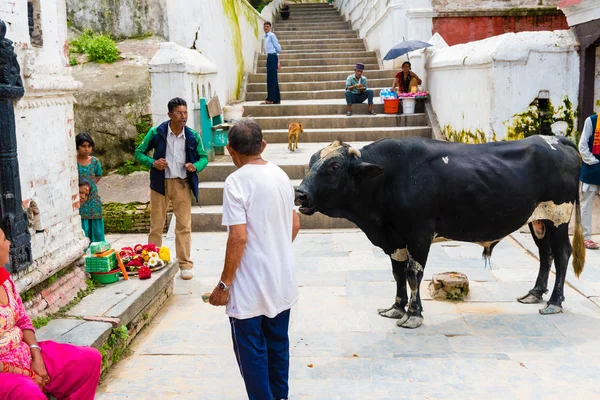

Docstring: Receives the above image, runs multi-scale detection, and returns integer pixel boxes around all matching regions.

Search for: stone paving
[96,230,600,399]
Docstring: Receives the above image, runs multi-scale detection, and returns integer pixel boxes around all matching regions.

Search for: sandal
[585,240,599,250]
[346,110,353,116]
[261,100,274,105]
[367,110,377,115]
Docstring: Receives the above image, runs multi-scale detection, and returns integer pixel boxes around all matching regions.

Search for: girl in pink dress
[0,228,102,399]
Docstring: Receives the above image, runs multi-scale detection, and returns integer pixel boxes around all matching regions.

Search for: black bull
[295,136,585,329]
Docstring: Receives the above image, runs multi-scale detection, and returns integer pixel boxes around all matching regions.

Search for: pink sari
[0,272,102,399]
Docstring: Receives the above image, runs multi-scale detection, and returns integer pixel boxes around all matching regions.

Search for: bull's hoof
[377,305,406,319]
[517,292,544,304]
[539,304,563,315]
[396,315,423,329]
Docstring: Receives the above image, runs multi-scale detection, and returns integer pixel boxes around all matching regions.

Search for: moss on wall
[442,125,497,143]
[505,96,579,142]
[222,0,245,99]
[242,1,260,39]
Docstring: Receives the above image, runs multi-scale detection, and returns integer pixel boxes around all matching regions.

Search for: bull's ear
[354,162,384,179]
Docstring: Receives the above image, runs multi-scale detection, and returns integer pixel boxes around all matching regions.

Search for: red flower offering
[138,266,152,280]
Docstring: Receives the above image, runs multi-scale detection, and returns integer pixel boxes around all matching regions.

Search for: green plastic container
[85,252,117,273]
[89,241,111,254]
[90,268,121,284]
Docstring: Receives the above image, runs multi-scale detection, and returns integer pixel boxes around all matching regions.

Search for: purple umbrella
[383,40,432,61]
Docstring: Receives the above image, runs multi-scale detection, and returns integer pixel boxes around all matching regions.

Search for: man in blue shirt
[345,63,375,116]
[263,21,281,105]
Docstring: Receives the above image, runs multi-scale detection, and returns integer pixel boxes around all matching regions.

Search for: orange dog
[288,122,303,152]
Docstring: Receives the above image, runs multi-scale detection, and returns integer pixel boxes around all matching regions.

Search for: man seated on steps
[345,63,376,117]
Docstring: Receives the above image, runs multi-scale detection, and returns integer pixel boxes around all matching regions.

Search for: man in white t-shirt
[209,120,300,400]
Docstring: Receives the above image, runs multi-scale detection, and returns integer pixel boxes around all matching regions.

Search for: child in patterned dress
[76,133,105,243]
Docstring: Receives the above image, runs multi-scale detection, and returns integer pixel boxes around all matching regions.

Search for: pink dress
[0,279,35,370]
[0,277,103,400]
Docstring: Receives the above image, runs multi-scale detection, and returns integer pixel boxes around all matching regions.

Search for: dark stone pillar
[573,19,600,131]
[0,20,32,273]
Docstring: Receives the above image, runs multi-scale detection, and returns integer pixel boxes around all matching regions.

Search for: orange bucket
[383,98,399,114]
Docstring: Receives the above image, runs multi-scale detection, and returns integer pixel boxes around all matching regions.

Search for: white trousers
[581,183,599,240]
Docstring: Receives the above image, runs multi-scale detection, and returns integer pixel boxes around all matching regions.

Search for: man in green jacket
[135,97,208,280]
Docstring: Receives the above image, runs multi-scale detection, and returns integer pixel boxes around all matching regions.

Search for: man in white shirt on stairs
[209,119,300,400]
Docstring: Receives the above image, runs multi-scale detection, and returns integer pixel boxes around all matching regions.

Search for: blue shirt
[345,74,368,95]
[264,32,281,55]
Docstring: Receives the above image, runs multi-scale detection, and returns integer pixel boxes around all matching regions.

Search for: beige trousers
[149,178,193,270]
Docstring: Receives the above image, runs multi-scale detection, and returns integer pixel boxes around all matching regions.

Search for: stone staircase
[191,2,432,231]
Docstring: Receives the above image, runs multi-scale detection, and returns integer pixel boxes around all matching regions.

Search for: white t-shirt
[222,161,298,319]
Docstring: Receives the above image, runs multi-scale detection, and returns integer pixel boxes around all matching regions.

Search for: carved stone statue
[0,19,32,272]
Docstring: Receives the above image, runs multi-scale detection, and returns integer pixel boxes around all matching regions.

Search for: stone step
[242,101,412,118]
[277,17,344,23]
[260,126,432,145]
[197,179,302,206]
[247,78,391,92]
[259,51,376,61]
[249,113,428,130]
[248,69,395,83]
[246,87,388,101]
[279,48,369,54]
[257,57,377,67]
[275,22,350,29]
[275,32,358,40]
[279,38,364,46]
[273,25,351,32]
[277,12,341,17]
[280,43,366,51]
[242,101,392,117]
[200,163,306,182]
[191,206,356,231]
[257,63,379,73]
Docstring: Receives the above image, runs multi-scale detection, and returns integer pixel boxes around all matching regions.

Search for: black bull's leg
[541,223,571,314]
[518,222,552,304]
[378,257,408,319]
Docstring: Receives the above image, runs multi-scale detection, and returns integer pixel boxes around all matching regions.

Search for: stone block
[69,262,178,327]
[428,271,470,301]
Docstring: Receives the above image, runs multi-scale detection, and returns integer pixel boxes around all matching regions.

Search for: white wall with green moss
[426,30,579,141]
[1,0,89,291]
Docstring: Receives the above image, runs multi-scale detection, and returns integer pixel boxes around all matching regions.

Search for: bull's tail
[572,193,585,278]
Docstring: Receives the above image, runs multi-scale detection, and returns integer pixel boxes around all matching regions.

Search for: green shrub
[86,35,119,63]
[70,30,120,63]
[69,55,78,66]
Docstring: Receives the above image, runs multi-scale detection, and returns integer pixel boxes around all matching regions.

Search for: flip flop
[585,240,599,250]
[261,101,274,105]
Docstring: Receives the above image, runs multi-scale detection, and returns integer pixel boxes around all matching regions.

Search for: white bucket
[223,105,244,122]
[401,98,416,114]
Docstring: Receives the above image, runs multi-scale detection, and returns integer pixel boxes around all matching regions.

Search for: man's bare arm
[221,224,248,285]
[292,211,300,242]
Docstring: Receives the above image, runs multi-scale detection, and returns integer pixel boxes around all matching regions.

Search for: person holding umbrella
[392,61,422,94]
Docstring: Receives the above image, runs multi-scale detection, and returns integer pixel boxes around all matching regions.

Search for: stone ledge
[36,261,178,356]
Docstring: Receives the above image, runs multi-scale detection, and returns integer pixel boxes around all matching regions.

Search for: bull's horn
[348,147,361,158]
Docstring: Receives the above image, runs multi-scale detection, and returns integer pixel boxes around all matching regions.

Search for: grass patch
[100,325,130,370]
[70,29,120,63]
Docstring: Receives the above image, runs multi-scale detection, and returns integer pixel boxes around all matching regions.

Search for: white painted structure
[148,0,284,127]
[425,30,579,140]
[1,0,88,291]
[334,0,563,69]
[149,43,218,131]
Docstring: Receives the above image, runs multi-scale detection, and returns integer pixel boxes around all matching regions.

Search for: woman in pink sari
[0,228,102,399]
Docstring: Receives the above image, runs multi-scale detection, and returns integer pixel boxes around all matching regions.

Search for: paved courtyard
[97,230,600,399]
